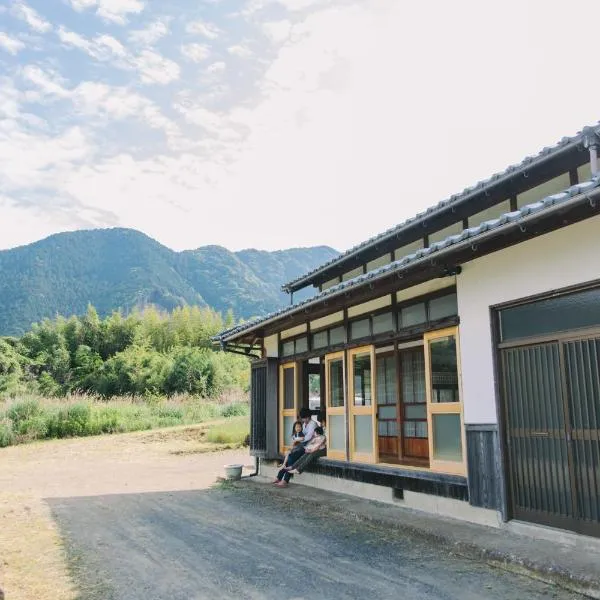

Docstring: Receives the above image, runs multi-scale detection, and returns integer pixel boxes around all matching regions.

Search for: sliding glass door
[349,346,378,463]
[325,351,346,460]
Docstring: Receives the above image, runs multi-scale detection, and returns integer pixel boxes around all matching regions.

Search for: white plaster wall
[280,323,307,339]
[263,335,278,358]
[347,294,391,318]
[457,215,600,424]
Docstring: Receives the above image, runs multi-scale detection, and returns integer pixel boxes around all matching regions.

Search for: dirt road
[0,425,248,600]
[0,428,582,600]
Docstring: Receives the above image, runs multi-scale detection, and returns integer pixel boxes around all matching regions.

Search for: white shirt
[302,419,317,442]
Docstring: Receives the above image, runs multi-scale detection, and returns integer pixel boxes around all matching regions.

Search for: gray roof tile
[283,122,600,291]
[215,175,600,343]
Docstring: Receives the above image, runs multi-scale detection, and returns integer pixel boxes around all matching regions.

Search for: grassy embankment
[0,393,249,449]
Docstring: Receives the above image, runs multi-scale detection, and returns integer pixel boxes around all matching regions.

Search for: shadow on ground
[48,484,582,600]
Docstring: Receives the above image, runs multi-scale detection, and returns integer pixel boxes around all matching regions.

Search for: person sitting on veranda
[273,426,326,488]
[278,420,304,469]
[298,407,317,442]
[286,412,326,475]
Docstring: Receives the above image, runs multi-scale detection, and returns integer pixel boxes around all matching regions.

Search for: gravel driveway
[49,482,581,600]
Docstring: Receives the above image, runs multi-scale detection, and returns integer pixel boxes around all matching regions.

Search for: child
[273,426,326,487]
[278,420,304,469]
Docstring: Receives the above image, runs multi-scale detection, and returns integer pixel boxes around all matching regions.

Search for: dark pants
[277,446,306,482]
[292,448,326,473]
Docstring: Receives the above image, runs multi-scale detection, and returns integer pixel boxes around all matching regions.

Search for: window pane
[328,414,345,451]
[312,331,328,349]
[378,405,396,419]
[401,303,426,328]
[295,336,308,353]
[405,404,426,420]
[432,414,462,461]
[354,415,373,453]
[429,293,458,321]
[351,318,370,340]
[283,416,296,445]
[329,326,345,345]
[283,368,295,409]
[376,355,396,405]
[328,359,344,407]
[373,312,394,335]
[353,353,372,406]
[282,341,294,356]
[429,335,460,403]
[401,349,426,404]
[500,287,600,342]
[416,422,428,438]
[308,373,321,410]
[404,422,416,437]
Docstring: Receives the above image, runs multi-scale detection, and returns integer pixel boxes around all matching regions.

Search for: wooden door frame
[424,326,467,476]
[278,362,297,454]
[325,351,347,460]
[348,345,378,464]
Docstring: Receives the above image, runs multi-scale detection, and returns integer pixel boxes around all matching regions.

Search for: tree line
[0,305,248,399]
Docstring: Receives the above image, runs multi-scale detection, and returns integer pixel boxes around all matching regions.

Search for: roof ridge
[215,175,600,342]
[282,121,600,292]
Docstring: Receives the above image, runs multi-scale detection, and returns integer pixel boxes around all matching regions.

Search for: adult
[299,407,317,442]
[273,426,326,487]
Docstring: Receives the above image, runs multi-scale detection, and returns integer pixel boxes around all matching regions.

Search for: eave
[215,178,600,346]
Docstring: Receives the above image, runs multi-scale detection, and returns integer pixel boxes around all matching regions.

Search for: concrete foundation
[261,460,501,529]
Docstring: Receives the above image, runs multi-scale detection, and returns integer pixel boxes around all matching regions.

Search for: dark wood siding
[466,424,504,511]
[250,359,279,459]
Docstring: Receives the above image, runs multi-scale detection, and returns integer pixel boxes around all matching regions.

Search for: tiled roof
[214,176,600,344]
[282,122,600,292]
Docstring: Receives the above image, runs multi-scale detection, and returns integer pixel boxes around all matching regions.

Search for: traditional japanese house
[214,123,600,538]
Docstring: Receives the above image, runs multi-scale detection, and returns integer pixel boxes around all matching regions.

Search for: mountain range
[0,228,338,336]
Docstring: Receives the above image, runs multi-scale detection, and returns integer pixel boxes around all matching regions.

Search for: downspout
[241,455,260,478]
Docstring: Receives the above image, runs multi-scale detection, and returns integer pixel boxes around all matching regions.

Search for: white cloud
[22,66,70,99]
[67,0,144,25]
[5,0,600,256]
[0,32,25,54]
[262,20,292,44]
[276,0,329,9]
[185,20,220,40]
[181,43,210,63]
[0,125,92,192]
[11,1,52,33]
[129,19,170,46]
[133,49,180,84]
[58,27,126,60]
[72,82,179,138]
[206,61,226,74]
[58,27,179,85]
[227,44,252,58]
[20,66,179,139]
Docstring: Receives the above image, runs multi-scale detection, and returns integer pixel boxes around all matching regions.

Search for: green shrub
[46,403,91,438]
[206,416,249,445]
[7,399,42,426]
[0,420,14,447]
[156,404,184,420]
[221,403,249,418]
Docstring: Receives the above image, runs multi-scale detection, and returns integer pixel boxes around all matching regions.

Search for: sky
[1,0,600,254]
